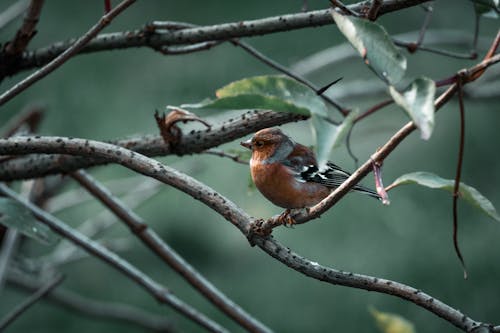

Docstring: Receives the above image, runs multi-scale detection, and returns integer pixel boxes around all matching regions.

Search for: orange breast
[251,162,330,208]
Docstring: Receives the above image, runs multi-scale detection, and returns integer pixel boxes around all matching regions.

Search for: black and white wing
[300,162,380,199]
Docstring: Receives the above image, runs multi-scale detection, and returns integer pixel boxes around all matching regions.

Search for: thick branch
[0,109,306,181]
[0,135,493,332]
[12,0,430,75]
[0,184,228,333]
[70,170,271,333]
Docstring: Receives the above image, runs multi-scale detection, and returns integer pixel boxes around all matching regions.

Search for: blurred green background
[1,0,499,332]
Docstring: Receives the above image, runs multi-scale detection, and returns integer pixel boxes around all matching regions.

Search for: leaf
[471,0,499,18]
[389,171,500,222]
[389,77,436,140]
[183,75,347,168]
[331,10,407,85]
[182,75,329,117]
[0,197,57,244]
[370,307,416,333]
[182,94,310,116]
[311,109,358,168]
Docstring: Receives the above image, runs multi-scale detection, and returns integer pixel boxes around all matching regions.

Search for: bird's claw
[278,209,297,227]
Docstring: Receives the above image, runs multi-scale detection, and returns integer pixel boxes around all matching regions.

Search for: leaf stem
[453,72,467,279]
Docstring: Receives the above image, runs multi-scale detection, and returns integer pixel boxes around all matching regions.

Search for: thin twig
[70,170,272,333]
[232,40,346,115]
[0,0,136,107]
[354,98,393,123]
[416,2,433,46]
[12,0,431,75]
[345,126,359,167]
[0,274,64,331]
[330,0,361,16]
[4,0,45,56]
[104,0,111,13]
[453,72,467,279]
[0,184,229,333]
[393,39,478,59]
[204,149,249,165]
[7,272,176,332]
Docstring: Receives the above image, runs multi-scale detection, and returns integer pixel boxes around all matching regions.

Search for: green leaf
[370,307,416,333]
[183,75,347,168]
[389,77,436,140]
[0,197,57,244]
[312,109,358,168]
[331,10,407,85]
[182,75,328,117]
[389,171,500,222]
[471,0,499,18]
[182,94,310,116]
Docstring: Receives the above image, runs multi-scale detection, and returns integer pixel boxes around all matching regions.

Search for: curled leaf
[389,77,436,140]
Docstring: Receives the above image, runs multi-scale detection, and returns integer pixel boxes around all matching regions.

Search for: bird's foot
[278,209,297,227]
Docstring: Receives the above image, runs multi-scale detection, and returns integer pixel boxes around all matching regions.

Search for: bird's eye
[255,140,264,148]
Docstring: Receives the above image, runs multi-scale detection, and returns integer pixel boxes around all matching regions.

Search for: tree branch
[3,0,45,57]
[0,184,229,333]
[0,134,494,332]
[0,109,306,181]
[11,0,430,75]
[70,170,271,333]
[0,0,136,107]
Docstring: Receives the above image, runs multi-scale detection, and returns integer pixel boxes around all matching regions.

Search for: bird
[241,127,380,216]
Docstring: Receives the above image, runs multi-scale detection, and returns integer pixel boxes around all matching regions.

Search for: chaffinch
[241,127,380,210]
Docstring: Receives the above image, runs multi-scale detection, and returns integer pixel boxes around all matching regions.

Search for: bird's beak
[240,138,252,149]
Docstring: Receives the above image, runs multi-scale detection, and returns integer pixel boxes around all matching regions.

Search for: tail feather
[353,184,381,200]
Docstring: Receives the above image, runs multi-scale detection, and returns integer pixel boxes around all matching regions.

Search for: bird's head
[241,128,293,162]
